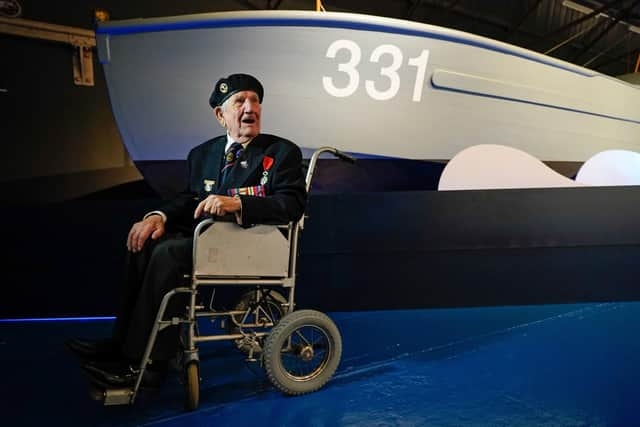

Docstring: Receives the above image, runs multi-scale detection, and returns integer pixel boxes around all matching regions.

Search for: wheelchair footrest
[102,387,134,406]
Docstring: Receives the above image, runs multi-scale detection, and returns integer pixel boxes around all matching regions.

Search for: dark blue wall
[3,184,640,318]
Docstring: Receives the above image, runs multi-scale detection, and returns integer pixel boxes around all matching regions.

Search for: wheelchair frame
[102,146,354,409]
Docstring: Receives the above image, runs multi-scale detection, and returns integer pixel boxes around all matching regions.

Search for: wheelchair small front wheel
[263,309,342,396]
[184,361,200,411]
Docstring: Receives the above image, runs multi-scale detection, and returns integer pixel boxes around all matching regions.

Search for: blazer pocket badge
[227,185,266,197]
[203,179,215,192]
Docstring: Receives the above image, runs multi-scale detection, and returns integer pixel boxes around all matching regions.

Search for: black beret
[209,73,264,108]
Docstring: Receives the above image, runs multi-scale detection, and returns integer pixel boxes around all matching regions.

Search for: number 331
[322,39,430,102]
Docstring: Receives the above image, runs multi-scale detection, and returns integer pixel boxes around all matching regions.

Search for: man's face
[215,90,261,143]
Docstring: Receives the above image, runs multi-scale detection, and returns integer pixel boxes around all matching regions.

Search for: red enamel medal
[261,156,274,185]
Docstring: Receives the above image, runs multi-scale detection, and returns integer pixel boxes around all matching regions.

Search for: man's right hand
[127,215,165,252]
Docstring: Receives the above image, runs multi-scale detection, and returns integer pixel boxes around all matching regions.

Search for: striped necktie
[221,142,243,185]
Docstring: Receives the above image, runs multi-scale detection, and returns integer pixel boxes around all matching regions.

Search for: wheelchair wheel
[230,289,287,353]
[263,309,342,396]
[184,362,199,411]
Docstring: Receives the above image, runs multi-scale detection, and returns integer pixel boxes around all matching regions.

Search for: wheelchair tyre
[184,362,199,411]
[263,309,342,396]
[230,289,287,353]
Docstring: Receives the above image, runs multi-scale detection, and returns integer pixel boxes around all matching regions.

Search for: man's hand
[194,195,241,219]
[127,215,165,252]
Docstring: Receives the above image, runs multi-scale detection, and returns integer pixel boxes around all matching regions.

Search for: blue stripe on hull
[97,15,593,77]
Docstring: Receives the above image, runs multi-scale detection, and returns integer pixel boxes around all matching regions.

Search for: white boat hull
[97,11,640,168]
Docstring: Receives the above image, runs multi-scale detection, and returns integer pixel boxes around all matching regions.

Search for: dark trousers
[112,235,193,362]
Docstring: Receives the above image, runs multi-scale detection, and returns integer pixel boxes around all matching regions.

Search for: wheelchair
[101,146,354,410]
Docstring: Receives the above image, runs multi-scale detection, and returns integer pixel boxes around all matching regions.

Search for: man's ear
[214,107,225,128]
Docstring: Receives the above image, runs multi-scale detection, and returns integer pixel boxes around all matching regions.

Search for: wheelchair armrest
[193,218,215,240]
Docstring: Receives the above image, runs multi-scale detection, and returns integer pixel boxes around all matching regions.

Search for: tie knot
[221,142,244,185]
[229,142,243,153]
[225,142,243,163]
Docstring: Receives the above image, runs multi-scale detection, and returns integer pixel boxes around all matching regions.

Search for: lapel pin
[204,179,215,192]
[240,160,248,169]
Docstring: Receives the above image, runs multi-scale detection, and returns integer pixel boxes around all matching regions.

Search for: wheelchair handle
[333,149,356,164]
[305,146,356,192]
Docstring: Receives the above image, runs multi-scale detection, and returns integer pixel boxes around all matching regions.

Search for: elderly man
[66,73,307,388]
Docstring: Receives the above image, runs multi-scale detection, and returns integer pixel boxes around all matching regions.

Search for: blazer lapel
[205,138,225,194]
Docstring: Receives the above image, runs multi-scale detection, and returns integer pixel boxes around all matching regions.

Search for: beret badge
[209,73,264,108]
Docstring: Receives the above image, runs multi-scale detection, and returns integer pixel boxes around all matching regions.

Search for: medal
[261,155,274,185]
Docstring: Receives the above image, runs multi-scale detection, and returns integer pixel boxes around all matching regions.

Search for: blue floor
[1,302,638,426]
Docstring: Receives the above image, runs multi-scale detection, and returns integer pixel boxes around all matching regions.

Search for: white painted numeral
[365,44,403,101]
[323,40,430,102]
[408,50,430,102]
[322,39,361,98]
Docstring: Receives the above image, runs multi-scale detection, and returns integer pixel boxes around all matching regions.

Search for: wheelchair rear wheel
[263,309,342,395]
[184,361,199,411]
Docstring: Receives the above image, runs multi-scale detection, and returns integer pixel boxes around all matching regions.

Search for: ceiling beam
[238,0,261,10]
[410,0,512,31]
[571,0,640,62]
[593,45,640,70]
[583,31,632,66]
[533,0,627,48]
[406,0,424,19]
[444,0,463,11]
[506,0,545,39]
[544,17,603,54]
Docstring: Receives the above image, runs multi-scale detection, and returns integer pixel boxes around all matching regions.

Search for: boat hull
[97,11,640,195]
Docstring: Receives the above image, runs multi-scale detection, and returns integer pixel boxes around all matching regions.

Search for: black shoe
[65,338,119,361]
[82,355,131,372]
[82,360,168,389]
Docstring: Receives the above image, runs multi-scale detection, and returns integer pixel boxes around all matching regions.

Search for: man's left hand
[194,195,241,218]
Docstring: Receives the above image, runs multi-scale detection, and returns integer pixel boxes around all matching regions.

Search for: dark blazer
[160,133,307,231]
